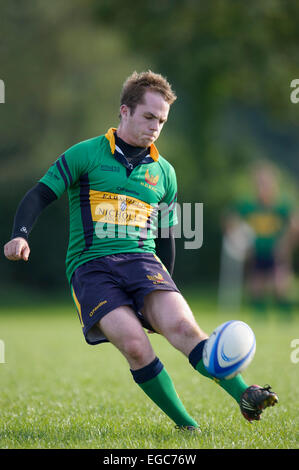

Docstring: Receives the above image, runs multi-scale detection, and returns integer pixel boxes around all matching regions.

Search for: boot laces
[261,384,272,392]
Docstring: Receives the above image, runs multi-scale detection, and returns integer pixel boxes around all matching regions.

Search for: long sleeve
[155,226,175,276]
[11,182,57,240]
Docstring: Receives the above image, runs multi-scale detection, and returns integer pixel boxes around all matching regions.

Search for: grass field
[0,290,298,449]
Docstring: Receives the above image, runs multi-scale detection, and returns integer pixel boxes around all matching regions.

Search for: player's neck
[115,131,147,159]
[258,196,275,207]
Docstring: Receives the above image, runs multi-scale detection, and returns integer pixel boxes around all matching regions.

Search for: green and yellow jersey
[234,200,291,260]
[39,128,178,283]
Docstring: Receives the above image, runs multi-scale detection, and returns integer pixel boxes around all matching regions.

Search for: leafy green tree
[0,1,148,290]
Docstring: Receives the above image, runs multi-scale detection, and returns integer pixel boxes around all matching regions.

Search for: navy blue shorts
[70,252,180,345]
[253,255,276,272]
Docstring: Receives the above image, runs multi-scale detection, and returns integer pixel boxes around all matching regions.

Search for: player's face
[255,169,277,205]
[119,91,170,147]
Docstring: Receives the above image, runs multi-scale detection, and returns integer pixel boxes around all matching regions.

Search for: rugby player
[4,71,278,431]
[225,162,298,312]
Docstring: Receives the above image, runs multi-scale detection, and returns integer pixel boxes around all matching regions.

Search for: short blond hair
[120,70,177,114]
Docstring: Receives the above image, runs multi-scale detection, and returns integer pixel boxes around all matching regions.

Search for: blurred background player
[219,161,299,313]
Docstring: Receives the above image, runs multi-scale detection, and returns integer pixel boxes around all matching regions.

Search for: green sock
[275,298,292,313]
[131,359,198,427]
[195,359,248,403]
[250,298,268,313]
[189,341,248,403]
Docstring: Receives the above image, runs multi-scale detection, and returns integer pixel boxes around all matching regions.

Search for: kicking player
[4,71,278,431]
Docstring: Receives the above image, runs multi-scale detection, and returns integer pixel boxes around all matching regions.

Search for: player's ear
[120,104,130,120]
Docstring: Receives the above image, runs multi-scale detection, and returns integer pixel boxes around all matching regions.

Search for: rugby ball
[203,320,256,380]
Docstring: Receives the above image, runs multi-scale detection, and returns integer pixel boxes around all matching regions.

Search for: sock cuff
[188,339,207,369]
[130,357,164,384]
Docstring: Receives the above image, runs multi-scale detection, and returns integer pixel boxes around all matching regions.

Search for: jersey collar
[105,127,159,162]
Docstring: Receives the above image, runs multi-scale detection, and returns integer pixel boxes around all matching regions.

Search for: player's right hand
[4,237,30,261]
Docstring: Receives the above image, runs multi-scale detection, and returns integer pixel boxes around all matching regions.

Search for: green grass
[0,292,298,449]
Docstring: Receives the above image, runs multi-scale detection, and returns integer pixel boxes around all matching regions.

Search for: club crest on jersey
[120,201,127,212]
[145,169,159,186]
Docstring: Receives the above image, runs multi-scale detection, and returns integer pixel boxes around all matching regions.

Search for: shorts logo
[145,169,159,186]
[146,273,166,284]
[89,300,108,317]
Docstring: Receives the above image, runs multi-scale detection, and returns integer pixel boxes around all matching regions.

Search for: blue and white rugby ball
[203,320,256,380]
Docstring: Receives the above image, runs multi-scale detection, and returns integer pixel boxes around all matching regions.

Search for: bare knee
[164,317,208,356]
[170,318,200,340]
[121,337,155,369]
[97,305,155,370]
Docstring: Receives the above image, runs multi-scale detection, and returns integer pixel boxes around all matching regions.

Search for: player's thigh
[274,264,291,294]
[247,271,268,294]
[98,305,155,367]
[141,290,206,340]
